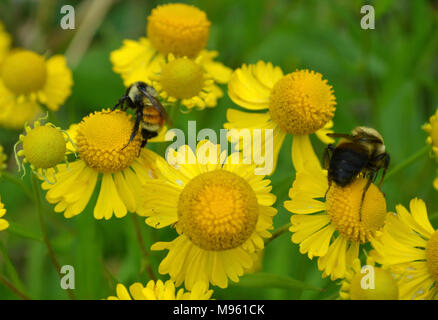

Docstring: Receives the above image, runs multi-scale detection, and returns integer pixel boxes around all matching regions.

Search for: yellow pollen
[1,50,47,95]
[22,125,66,169]
[426,230,438,282]
[160,57,204,99]
[75,110,141,173]
[269,69,336,135]
[147,3,210,58]
[178,170,259,251]
[349,268,399,300]
[325,177,387,243]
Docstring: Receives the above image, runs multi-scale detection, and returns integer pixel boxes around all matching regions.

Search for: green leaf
[233,272,324,292]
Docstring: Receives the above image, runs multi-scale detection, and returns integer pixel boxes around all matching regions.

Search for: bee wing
[137,87,172,126]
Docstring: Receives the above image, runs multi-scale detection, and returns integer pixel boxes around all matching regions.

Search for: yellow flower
[107,280,213,300]
[422,108,438,190]
[110,3,231,96]
[284,142,387,280]
[0,49,73,114]
[370,198,438,300]
[0,195,8,231]
[147,3,210,58]
[0,145,6,172]
[224,61,336,174]
[0,22,11,64]
[14,120,71,183]
[150,53,229,110]
[41,110,160,220]
[339,257,399,300]
[137,141,277,289]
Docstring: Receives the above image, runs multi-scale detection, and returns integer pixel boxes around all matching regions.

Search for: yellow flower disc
[160,57,204,99]
[178,170,259,251]
[1,50,47,95]
[22,126,66,169]
[325,177,387,243]
[349,268,399,300]
[426,230,438,282]
[75,110,141,173]
[269,69,336,135]
[147,3,210,58]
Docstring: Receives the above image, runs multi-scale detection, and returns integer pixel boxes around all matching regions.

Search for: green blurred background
[0,0,438,299]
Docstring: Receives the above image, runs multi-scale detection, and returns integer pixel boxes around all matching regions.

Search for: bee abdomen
[329,149,368,186]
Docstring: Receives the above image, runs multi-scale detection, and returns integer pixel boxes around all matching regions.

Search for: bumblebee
[323,127,390,218]
[111,81,170,150]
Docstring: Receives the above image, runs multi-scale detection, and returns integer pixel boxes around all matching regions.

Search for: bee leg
[323,144,335,169]
[122,108,143,151]
[111,96,129,112]
[378,153,390,187]
[358,174,374,221]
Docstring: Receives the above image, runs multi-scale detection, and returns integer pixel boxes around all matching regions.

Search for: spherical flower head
[426,230,438,283]
[178,170,259,251]
[107,280,213,300]
[75,110,142,174]
[15,120,71,183]
[423,108,438,165]
[147,3,210,58]
[1,50,47,95]
[160,56,204,99]
[269,69,336,135]
[340,258,398,300]
[0,195,8,232]
[326,177,387,243]
[0,145,6,172]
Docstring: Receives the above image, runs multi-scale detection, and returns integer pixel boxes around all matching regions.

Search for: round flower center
[75,110,141,173]
[269,69,336,135]
[160,58,204,99]
[426,230,438,282]
[1,50,47,95]
[349,268,399,300]
[325,177,387,243]
[22,126,66,169]
[147,3,210,58]
[178,170,259,251]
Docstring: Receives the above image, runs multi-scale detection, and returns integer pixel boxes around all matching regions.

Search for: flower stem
[0,240,28,296]
[31,173,76,300]
[1,171,33,200]
[131,214,156,281]
[0,273,31,300]
[264,222,292,246]
[385,145,431,181]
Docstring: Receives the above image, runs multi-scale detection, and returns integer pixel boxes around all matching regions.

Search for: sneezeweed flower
[149,53,230,111]
[224,61,336,174]
[284,143,388,280]
[0,195,8,231]
[107,280,213,300]
[422,108,438,190]
[110,3,231,107]
[370,198,438,300]
[137,141,277,289]
[339,257,399,300]
[0,22,11,62]
[14,120,71,183]
[0,49,73,116]
[41,110,160,220]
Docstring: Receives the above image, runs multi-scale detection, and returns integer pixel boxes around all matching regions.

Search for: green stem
[264,223,292,246]
[131,214,156,281]
[1,171,33,200]
[0,273,31,300]
[385,145,431,181]
[31,173,76,300]
[0,241,28,296]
